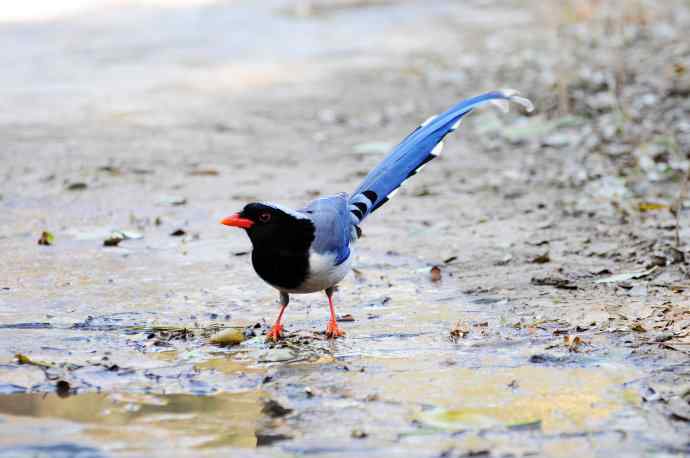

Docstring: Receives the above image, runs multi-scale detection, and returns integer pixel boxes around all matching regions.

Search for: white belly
[281,250,352,294]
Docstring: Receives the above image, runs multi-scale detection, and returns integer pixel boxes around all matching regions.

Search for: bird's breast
[293,250,352,293]
[251,248,352,294]
[251,249,310,291]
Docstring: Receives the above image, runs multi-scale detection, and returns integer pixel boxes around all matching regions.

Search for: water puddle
[0,390,267,452]
[357,358,640,434]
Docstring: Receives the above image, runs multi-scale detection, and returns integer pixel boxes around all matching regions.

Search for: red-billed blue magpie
[221,90,533,340]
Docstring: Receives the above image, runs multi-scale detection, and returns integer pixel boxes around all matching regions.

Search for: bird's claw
[266,323,284,342]
[325,320,345,339]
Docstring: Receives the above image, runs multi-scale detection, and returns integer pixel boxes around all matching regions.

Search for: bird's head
[220,202,314,252]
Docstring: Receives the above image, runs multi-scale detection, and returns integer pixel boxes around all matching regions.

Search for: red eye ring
[259,212,271,223]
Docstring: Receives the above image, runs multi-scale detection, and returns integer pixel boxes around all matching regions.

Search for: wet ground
[1,0,690,456]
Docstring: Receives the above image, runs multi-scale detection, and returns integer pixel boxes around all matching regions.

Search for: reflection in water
[0,391,265,450]
[342,357,640,435]
[392,364,640,433]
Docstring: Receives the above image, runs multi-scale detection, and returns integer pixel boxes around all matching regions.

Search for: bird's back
[300,193,354,266]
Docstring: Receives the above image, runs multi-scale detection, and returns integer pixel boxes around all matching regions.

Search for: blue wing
[348,90,533,224]
[301,193,353,265]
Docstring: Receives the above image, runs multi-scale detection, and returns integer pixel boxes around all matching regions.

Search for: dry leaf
[37,231,54,246]
[430,265,442,282]
[530,252,551,264]
[449,321,469,342]
[189,169,219,176]
[638,202,669,212]
[563,335,587,352]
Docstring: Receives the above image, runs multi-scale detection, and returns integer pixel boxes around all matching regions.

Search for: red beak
[220,213,254,229]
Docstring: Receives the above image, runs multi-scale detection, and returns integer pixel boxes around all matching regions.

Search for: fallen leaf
[449,321,470,342]
[631,322,647,332]
[103,230,141,247]
[336,314,355,322]
[563,335,586,352]
[188,169,219,176]
[66,182,87,191]
[103,233,124,247]
[531,275,577,290]
[15,353,52,368]
[351,429,368,439]
[37,231,54,246]
[430,265,442,282]
[638,202,669,212]
[530,252,551,264]
[594,266,659,284]
[170,229,186,237]
[98,165,122,175]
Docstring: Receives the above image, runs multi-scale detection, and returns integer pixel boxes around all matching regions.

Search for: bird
[221,89,533,341]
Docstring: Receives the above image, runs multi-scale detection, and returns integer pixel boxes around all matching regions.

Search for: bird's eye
[259,212,271,223]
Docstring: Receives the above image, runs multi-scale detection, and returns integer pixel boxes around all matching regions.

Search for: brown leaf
[66,182,87,191]
[563,335,586,352]
[188,169,219,176]
[531,275,577,289]
[103,234,124,247]
[430,265,442,282]
[631,322,647,332]
[37,231,54,246]
[530,252,551,264]
[449,321,469,343]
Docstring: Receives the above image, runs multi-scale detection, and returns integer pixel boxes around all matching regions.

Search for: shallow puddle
[322,355,641,435]
[0,390,266,452]
[412,365,640,433]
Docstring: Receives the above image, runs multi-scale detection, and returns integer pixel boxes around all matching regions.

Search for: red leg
[267,293,289,342]
[325,288,345,339]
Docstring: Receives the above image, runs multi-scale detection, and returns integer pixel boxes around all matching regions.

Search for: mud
[1,0,689,457]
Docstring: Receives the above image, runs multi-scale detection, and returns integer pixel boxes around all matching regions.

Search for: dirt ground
[1,0,689,457]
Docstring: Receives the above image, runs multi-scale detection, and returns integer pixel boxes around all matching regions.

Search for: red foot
[266,323,284,342]
[325,320,345,339]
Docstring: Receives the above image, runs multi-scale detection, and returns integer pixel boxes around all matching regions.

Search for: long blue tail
[347,90,533,226]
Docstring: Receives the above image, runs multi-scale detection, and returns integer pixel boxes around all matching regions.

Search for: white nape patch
[282,250,353,294]
[261,202,310,220]
[498,89,535,113]
[430,141,444,157]
[450,118,464,130]
[387,188,399,199]
[420,114,438,127]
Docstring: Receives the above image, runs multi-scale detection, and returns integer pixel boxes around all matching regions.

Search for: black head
[221,202,315,253]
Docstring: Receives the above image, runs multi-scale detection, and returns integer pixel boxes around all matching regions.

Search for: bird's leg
[267,292,289,342]
[324,287,345,339]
